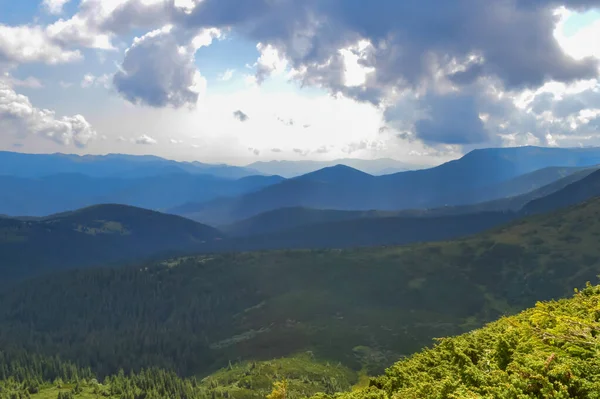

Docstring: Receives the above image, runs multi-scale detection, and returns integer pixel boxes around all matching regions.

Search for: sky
[1,1,600,166]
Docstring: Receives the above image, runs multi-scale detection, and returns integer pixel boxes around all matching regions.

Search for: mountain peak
[297,164,373,183]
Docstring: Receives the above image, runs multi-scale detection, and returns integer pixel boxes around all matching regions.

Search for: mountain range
[0,151,262,179]
[222,165,600,237]
[172,146,600,225]
[6,164,600,281]
[4,146,600,220]
[0,173,284,216]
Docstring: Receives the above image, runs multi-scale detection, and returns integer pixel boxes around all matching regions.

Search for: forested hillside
[2,283,600,399]
[0,204,221,280]
[3,197,600,382]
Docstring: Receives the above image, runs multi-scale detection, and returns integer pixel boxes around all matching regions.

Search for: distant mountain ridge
[0,173,284,216]
[0,151,263,179]
[6,166,600,282]
[172,146,600,225]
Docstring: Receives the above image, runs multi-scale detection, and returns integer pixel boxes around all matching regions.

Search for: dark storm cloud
[415,94,489,145]
[184,0,598,98]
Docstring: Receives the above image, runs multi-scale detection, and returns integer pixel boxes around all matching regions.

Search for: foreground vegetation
[0,353,356,399]
[3,283,600,399]
[318,282,600,398]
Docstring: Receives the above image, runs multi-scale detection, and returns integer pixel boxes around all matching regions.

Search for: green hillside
[2,284,600,399]
[0,204,222,279]
[3,197,600,381]
[317,282,600,399]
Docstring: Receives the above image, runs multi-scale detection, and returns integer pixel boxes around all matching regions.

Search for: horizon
[4,144,600,169]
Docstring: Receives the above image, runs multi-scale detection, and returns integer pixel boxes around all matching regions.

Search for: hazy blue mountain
[226,166,600,251]
[221,167,597,237]
[0,173,284,216]
[443,165,596,206]
[247,158,426,177]
[0,151,262,179]
[0,204,222,280]
[171,146,600,225]
[521,168,600,215]
[5,165,600,282]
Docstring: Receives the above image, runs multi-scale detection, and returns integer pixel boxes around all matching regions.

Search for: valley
[3,146,600,399]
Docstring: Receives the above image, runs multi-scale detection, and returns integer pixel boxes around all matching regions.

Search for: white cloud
[46,16,115,50]
[43,0,73,15]
[81,73,111,88]
[0,82,96,147]
[0,24,82,65]
[219,69,235,81]
[113,26,218,108]
[135,134,157,144]
[255,43,288,83]
[170,138,184,144]
[555,8,600,61]
[0,73,44,89]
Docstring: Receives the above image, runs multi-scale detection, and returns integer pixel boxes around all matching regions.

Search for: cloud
[0,82,96,147]
[342,139,386,154]
[248,147,260,155]
[271,148,282,152]
[113,26,217,108]
[414,93,490,145]
[233,109,249,122]
[277,116,294,126]
[188,1,598,91]
[1,73,44,89]
[43,0,73,15]
[81,73,111,89]
[135,134,157,144]
[0,24,82,65]
[293,148,310,156]
[170,138,184,144]
[178,0,600,149]
[219,69,235,81]
[315,145,333,154]
[46,16,114,50]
